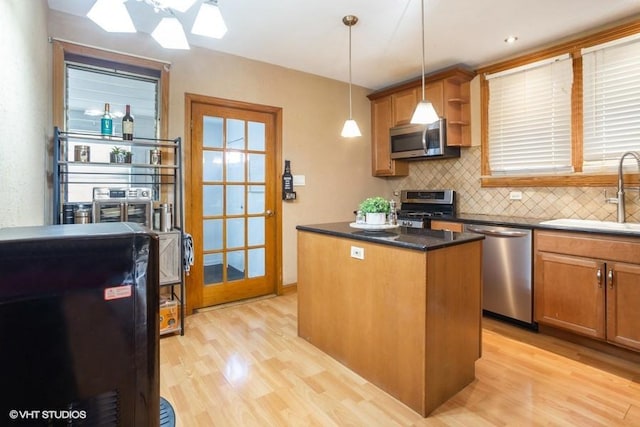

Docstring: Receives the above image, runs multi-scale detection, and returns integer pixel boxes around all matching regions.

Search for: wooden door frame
[183,93,284,315]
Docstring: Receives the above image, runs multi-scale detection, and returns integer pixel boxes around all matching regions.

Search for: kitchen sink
[540,218,640,234]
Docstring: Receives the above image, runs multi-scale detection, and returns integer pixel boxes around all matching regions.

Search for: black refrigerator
[0,223,159,426]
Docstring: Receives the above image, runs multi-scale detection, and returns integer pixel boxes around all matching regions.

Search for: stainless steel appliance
[390,119,460,160]
[464,223,534,327]
[396,189,456,228]
[92,187,153,228]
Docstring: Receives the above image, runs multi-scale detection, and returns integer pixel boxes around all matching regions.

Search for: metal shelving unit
[53,126,185,336]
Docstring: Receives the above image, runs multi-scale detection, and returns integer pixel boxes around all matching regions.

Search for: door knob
[265,210,274,217]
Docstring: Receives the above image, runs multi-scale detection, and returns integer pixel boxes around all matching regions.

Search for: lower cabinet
[159,230,181,285]
[158,230,184,335]
[535,230,640,351]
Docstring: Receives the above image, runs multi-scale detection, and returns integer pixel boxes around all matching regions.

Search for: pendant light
[192,0,228,39]
[87,0,136,33]
[341,15,362,138]
[410,0,440,124]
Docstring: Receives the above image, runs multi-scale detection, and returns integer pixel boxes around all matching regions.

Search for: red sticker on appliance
[104,285,133,301]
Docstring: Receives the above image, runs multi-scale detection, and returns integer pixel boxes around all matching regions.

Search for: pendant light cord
[348,22,354,119]
[420,0,426,102]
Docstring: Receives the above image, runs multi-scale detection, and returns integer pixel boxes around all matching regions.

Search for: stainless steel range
[397,189,456,228]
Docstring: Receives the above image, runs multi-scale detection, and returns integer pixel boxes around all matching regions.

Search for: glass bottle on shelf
[101,103,113,136]
[122,104,134,140]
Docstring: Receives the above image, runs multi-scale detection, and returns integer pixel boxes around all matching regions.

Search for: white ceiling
[48,0,640,90]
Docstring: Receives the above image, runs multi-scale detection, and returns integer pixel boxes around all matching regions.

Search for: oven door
[92,201,125,223]
[125,201,153,228]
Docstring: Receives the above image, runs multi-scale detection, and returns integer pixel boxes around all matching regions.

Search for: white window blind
[583,36,640,172]
[486,55,573,175]
[64,61,160,202]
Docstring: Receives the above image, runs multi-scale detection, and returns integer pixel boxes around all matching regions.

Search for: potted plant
[110,146,132,163]
[358,196,390,225]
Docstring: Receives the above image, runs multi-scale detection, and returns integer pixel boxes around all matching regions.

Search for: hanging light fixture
[341,15,362,138]
[192,0,227,39]
[86,0,227,49]
[87,0,136,33]
[410,0,440,125]
[152,16,190,49]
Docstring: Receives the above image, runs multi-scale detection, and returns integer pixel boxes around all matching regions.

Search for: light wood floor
[160,293,640,426]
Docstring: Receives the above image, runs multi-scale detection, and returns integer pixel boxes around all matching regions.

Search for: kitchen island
[296,222,484,417]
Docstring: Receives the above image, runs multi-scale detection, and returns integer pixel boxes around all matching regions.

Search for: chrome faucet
[608,151,640,223]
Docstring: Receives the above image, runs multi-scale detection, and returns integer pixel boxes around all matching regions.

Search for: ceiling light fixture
[192,0,227,39]
[86,0,227,49]
[152,16,190,49]
[410,0,440,125]
[160,0,198,13]
[504,35,519,44]
[87,0,136,33]
[341,15,362,138]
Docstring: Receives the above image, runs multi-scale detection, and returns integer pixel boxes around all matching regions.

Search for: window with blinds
[63,57,161,201]
[65,63,159,138]
[486,55,573,175]
[582,35,640,172]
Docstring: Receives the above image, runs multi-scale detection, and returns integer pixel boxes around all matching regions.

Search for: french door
[186,97,281,311]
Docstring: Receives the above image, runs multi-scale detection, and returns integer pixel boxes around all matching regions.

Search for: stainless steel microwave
[389,119,460,160]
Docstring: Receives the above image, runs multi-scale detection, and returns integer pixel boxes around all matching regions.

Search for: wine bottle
[101,103,113,136]
[122,104,134,140]
[283,160,293,194]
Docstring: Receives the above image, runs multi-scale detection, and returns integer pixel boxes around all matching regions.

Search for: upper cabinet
[368,67,475,177]
[371,96,408,176]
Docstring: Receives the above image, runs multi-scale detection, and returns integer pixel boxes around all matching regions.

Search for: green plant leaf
[358,196,390,213]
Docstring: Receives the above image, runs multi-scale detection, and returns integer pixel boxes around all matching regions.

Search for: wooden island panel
[297,230,482,416]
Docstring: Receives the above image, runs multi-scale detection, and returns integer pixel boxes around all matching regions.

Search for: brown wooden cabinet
[297,229,482,416]
[535,230,640,351]
[367,67,474,177]
[391,87,420,126]
[371,96,408,176]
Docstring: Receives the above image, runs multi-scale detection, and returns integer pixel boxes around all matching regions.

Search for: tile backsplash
[390,146,640,223]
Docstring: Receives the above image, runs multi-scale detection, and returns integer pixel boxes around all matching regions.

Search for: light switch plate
[293,175,305,186]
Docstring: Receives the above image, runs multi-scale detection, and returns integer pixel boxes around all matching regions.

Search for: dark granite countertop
[442,213,640,238]
[296,222,484,251]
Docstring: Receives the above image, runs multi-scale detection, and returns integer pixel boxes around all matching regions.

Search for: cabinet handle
[608,269,614,289]
[596,269,602,287]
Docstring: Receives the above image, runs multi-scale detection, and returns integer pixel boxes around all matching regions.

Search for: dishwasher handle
[466,225,529,238]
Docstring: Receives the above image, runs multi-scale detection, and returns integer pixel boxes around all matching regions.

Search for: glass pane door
[190,101,276,308]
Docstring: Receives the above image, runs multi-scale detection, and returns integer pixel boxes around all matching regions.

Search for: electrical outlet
[350,246,364,260]
[510,191,523,200]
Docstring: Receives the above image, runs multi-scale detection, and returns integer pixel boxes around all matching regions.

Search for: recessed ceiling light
[504,35,518,44]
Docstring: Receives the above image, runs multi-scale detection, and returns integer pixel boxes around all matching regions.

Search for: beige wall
[46,10,387,286]
[0,0,50,227]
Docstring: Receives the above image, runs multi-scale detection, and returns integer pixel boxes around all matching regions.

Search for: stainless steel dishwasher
[464,223,534,327]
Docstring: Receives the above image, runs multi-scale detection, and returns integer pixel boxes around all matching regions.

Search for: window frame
[52,40,170,139]
[478,19,640,188]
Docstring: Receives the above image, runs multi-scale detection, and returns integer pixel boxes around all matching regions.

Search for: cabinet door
[159,231,181,285]
[371,97,408,177]
[391,87,420,126]
[535,252,605,339]
[606,262,640,351]
[392,84,444,126]
[425,81,444,118]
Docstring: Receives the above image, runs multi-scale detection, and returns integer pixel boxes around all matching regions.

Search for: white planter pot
[365,212,387,225]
